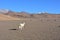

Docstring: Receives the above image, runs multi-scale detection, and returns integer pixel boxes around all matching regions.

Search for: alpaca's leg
[20,27,23,30]
[20,27,23,32]
[18,27,22,32]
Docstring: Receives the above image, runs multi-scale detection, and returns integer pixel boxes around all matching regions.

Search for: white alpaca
[18,22,25,30]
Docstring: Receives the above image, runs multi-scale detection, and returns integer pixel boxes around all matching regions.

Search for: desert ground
[0,18,60,40]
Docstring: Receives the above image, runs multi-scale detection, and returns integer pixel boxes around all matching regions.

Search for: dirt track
[0,18,60,40]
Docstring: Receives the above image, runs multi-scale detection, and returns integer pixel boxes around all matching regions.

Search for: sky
[0,0,60,14]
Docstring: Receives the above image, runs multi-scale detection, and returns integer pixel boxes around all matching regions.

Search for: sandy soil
[0,18,60,40]
[0,14,20,20]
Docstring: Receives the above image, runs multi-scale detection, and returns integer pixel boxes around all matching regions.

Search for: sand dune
[0,14,20,20]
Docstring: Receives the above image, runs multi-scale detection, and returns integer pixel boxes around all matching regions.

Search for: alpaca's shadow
[9,28,18,30]
[58,26,60,27]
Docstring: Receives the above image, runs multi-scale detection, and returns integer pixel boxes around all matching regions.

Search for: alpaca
[18,22,25,30]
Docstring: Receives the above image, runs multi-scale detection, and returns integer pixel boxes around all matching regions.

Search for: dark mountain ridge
[0,9,60,18]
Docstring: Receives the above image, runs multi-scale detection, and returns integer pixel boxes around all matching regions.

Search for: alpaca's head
[23,22,25,24]
[19,22,25,25]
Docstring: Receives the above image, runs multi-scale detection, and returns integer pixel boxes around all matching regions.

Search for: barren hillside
[0,14,20,20]
[3,11,60,18]
[0,9,60,19]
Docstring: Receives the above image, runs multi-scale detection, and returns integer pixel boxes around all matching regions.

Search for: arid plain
[0,18,60,40]
[0,11,60,40]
